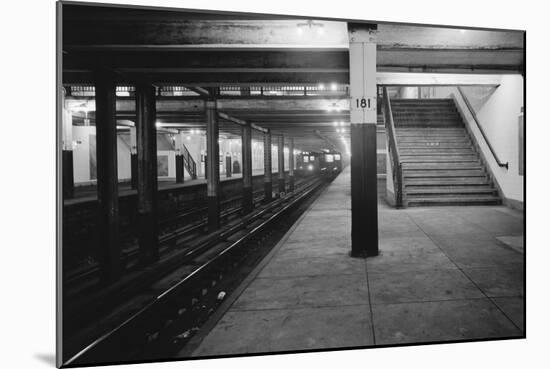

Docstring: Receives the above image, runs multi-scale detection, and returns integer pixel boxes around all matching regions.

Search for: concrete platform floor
[185,166,524,357]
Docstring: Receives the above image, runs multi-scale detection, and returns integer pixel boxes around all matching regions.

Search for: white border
[1,1,546,368]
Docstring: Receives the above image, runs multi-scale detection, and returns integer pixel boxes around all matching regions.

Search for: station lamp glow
[318,83,325,90]
[330,83,337,91]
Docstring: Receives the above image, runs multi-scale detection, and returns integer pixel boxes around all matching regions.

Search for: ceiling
[61,3,524,154]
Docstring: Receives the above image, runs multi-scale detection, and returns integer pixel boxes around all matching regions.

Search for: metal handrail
[383,87,404,208]
[181,143,198,178]
[457,87,509,170]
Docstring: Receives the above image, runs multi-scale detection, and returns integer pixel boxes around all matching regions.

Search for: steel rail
[64,176,326,366]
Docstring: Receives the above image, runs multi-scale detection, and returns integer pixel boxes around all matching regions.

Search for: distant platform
[65,169,268,205]
[182,166,524,357]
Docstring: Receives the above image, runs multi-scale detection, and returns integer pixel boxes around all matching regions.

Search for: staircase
[391,98,501,207]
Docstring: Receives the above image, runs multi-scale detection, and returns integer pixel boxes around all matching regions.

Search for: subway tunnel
[57,3,525,367]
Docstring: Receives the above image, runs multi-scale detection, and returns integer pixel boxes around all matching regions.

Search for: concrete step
[397,140,471,146]
[396,123,463,128]
[398,136,470,141]
[397,127,465,132]
[405,177,491,186]
[400,148,475,155]
[403,169,486,178]
[406,196,502,207]
[399,152,478,161]
[393,113,459,119]
[402,163,483,170]
[398,143,472,149]
[400,158,480,165]
[397,129,467,135]
[395,118,462,123]
[406,186,497,196]
[392,99,454,105]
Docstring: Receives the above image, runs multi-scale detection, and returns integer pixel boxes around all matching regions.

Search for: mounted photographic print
[57,1,525,367]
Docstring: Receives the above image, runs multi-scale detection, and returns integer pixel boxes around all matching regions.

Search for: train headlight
[307,164,313,171]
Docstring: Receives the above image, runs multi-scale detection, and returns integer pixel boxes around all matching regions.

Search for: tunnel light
[318,83,325,90]
[330,83,337,91]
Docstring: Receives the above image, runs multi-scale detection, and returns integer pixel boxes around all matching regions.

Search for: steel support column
[348,23,379,257]
[288,137,295,192]
[206,100,220,230]
[226,155,232,178]
[135,83,159,265]
[263,131,273,202]
[242,123,253,213]
[278,135,285,195]
[130,126,137,189]
[94,71,121,282]
[62,88,74,199]
[175,132,184,184]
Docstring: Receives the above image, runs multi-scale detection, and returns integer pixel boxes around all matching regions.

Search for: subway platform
[182,166,524,357]
[65,168,268,205]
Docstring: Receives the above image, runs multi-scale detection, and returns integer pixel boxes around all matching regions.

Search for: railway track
[63,175,331,366]
[64,179,307,290]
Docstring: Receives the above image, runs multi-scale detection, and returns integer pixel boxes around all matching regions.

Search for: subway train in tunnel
[297,151,343,177]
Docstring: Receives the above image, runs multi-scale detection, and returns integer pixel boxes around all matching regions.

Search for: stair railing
[457,87,509,170]
[181,143,198,179]
[383,86,404,208]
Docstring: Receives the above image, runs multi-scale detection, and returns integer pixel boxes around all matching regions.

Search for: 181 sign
[354,97,375,110]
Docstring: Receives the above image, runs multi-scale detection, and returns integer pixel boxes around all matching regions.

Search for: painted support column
[206,100,220,230]
[242,124,253,213]
[288,138,295,192]
[130,126,138,189]
[263,131,273,201]
[175,131,185,183]
[226,155,232,178]
[135,83,159,265]
[278,135,285,194]
[62,87,74,199]
[94,71,121,282]
[348,23,379,257]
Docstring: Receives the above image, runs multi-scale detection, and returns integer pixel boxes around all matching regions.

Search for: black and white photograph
[56,1,527,367]
[6,0,550,368]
